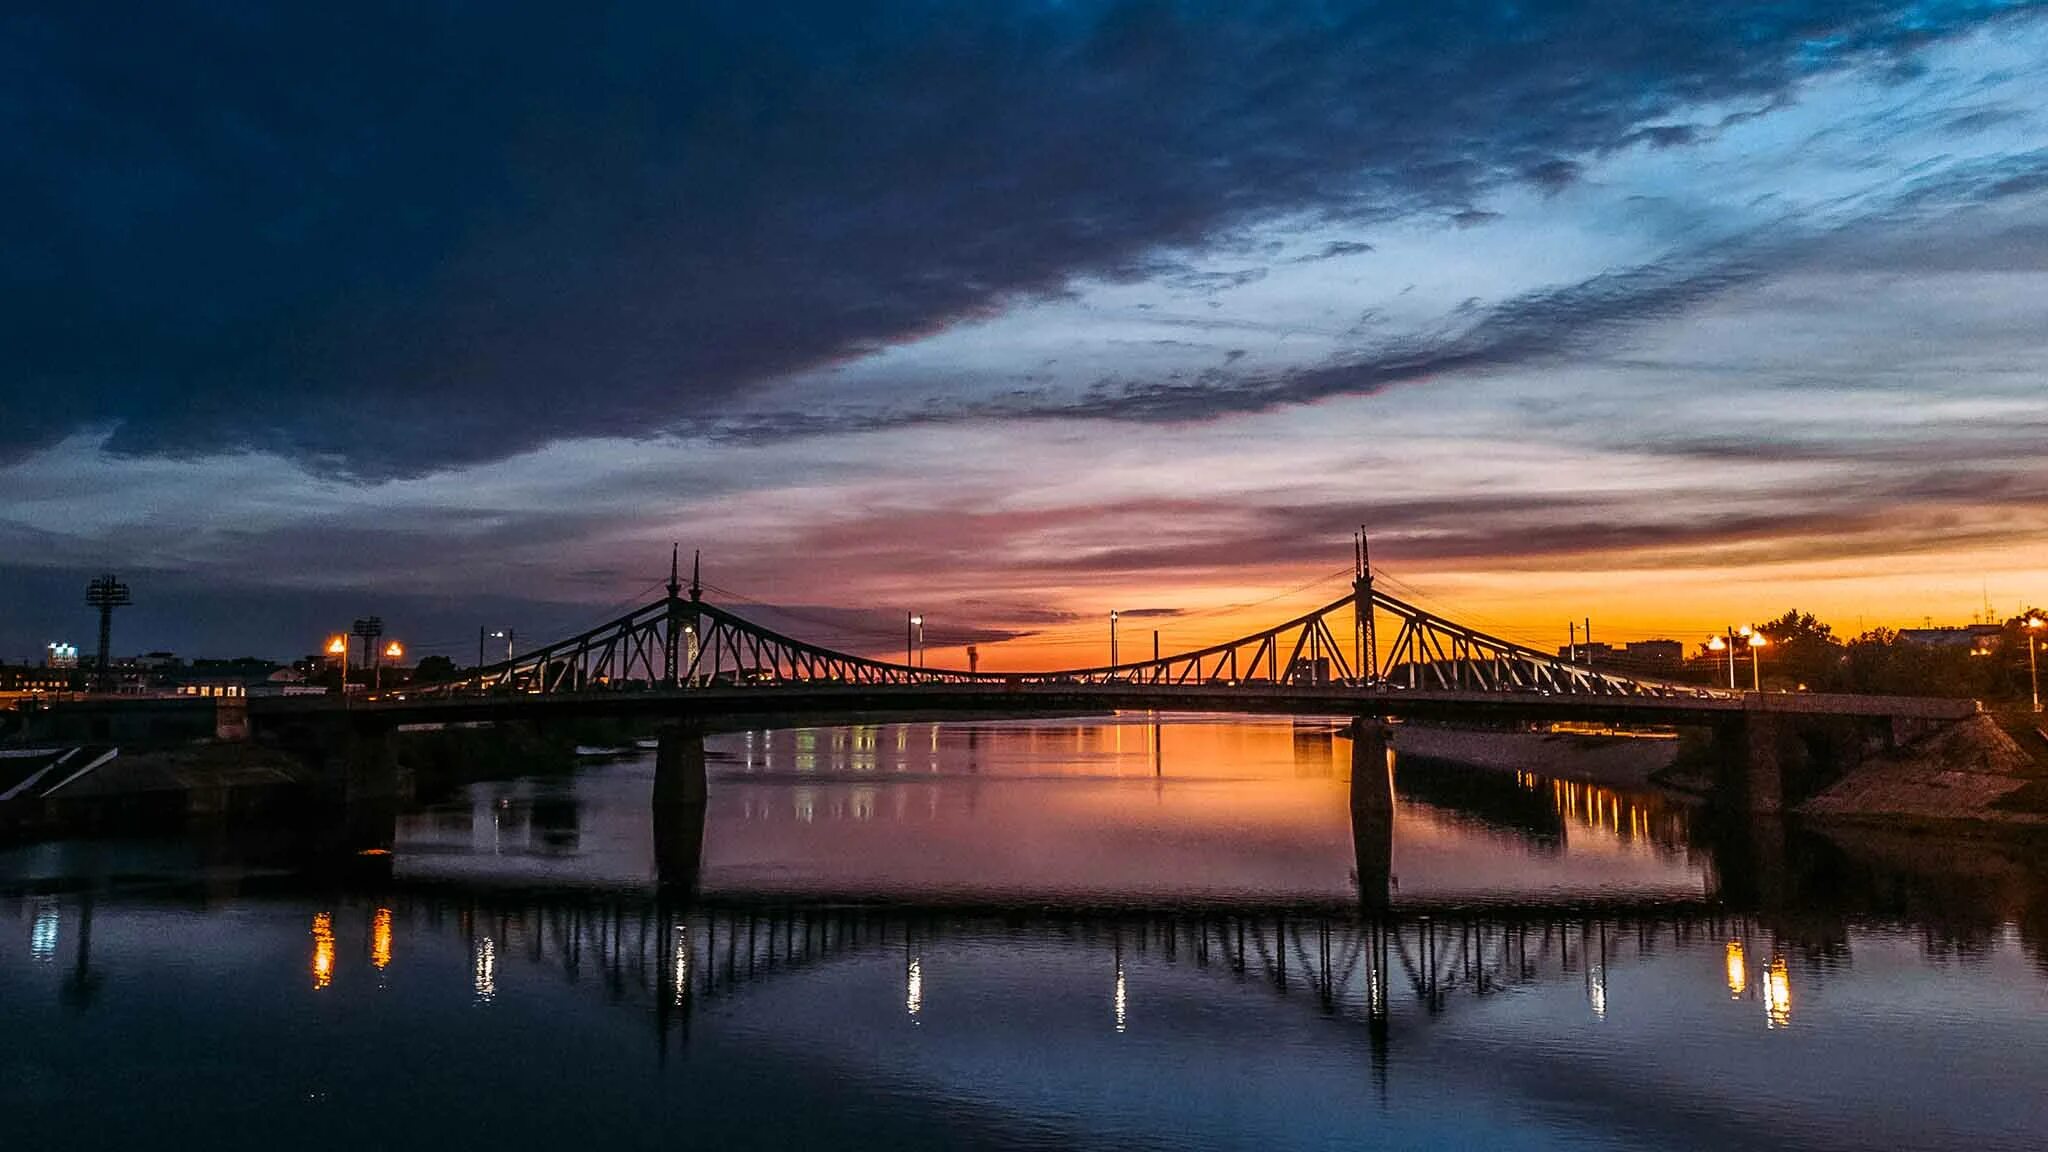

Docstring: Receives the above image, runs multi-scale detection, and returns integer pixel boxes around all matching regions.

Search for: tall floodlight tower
[1353,530,1379,684]
[85,574,132,693]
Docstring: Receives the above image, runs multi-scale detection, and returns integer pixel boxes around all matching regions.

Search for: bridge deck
[252,682,1978,730]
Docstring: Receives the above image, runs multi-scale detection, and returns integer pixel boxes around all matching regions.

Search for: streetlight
[480,627,515,668]
[908,614,923,668]
[2027,616,2044,713]
[1706,635,1734,690]
[1110,610,1120,668]
[1707,626,1761,692]
[1747,631,1768,693]
[379,641,404,696]
[327,634,349,695]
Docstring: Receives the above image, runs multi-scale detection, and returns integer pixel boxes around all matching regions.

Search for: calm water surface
[3,714,2046,1150]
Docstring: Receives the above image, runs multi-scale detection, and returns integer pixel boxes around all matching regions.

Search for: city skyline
[4,2,2046,667]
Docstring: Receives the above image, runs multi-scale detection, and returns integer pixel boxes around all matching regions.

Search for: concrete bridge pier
[654,725,708,806]
[1350,718,1395,911]
[1709,710,1884,813]
[652,725,707,893]
[308,725,402,881]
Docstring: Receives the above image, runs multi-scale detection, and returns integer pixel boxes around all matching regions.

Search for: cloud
[2,0,2024,475]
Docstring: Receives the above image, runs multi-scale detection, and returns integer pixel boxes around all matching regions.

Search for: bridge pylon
[664,545,682,687]
[1354,529,1380,685]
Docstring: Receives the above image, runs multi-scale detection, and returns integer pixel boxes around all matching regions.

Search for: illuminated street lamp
[1110,609,1120,668]
[1706,635,1734,690]
[1747,631,1768,693]
[1707,626,1761,692]
[908,613,923,668]
[327,634,349,694]
[2027,616,2044,713]
[378,641,404,696]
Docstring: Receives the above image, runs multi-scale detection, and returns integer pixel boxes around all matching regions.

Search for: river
[3,714,2045,1150]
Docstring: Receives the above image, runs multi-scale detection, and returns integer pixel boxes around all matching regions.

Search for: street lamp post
[908,614,923,669]
[1706,625,1762,691]
[1110,610,1119,668]
[327,634,349,696]
[380,641,403,695]
[1707,633,1735,690]
[2027,616,2044,713]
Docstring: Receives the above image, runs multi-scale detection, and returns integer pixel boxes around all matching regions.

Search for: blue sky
[2,1,2045,665]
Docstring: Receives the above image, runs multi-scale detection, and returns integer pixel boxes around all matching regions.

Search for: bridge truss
[429,549,1726,701]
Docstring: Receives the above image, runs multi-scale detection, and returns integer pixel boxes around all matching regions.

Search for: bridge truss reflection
[337,892,1814,1074]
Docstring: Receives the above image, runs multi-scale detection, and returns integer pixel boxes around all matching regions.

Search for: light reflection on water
[3,714,2048,1150]
[388,715,1711,905]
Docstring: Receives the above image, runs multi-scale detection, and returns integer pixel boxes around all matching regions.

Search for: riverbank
[1390,722,1678,790]
[1800,712,2048,829]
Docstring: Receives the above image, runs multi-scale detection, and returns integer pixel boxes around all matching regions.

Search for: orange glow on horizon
[862,543,2047,674]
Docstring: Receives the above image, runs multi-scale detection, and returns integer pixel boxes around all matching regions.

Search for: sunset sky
[3,2,2045,668]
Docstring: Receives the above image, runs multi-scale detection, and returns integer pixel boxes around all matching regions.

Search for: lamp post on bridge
[1706,625,1765,692]
[379,640,403,695]
[1110,610,1119,668]
[2027,615,2044,713]
[908,613,923,669]
[327,633,348,695]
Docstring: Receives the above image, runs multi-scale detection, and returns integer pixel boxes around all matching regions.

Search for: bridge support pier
[309,725,402,881]
[1710,711,1878,813]
[654,725,708,806]
[653,725,707,893]
[1711,716,1789,814]
[1350,718,1394,911]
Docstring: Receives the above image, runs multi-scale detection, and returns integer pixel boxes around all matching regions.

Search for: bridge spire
[667,543,681,601]
[1355,527,1380,684]
[690,549,701,601]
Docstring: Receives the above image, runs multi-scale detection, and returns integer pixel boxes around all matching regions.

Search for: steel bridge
[422,546,1730,704]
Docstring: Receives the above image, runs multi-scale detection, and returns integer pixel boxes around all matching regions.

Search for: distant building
[162,661,323,699]
[1556,642,1615,664]
[1,661,79,695]
[1623,640,1684,667]
[1896,624,2002,655]
[1553,639,1682,672]
[44,642,79,669]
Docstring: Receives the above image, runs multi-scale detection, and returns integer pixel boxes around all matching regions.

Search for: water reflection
[7,715,2048,1150]
[30,896,58,961]
[311,911,335,990]
[473,935,497,1003]
[371,907,394,971]
[1763,954,1793,1029]
[5,883,2048,1147]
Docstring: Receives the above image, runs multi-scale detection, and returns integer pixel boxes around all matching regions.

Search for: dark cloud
[1,0,2012,475]
[1623,123,1701,149]
[1022,248,1771,423]
[1295,240,1377,262]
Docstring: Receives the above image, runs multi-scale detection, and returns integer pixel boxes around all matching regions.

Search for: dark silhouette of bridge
[233,545,1971,815]
[15,543,1977,817]
[428,544,1729,700]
